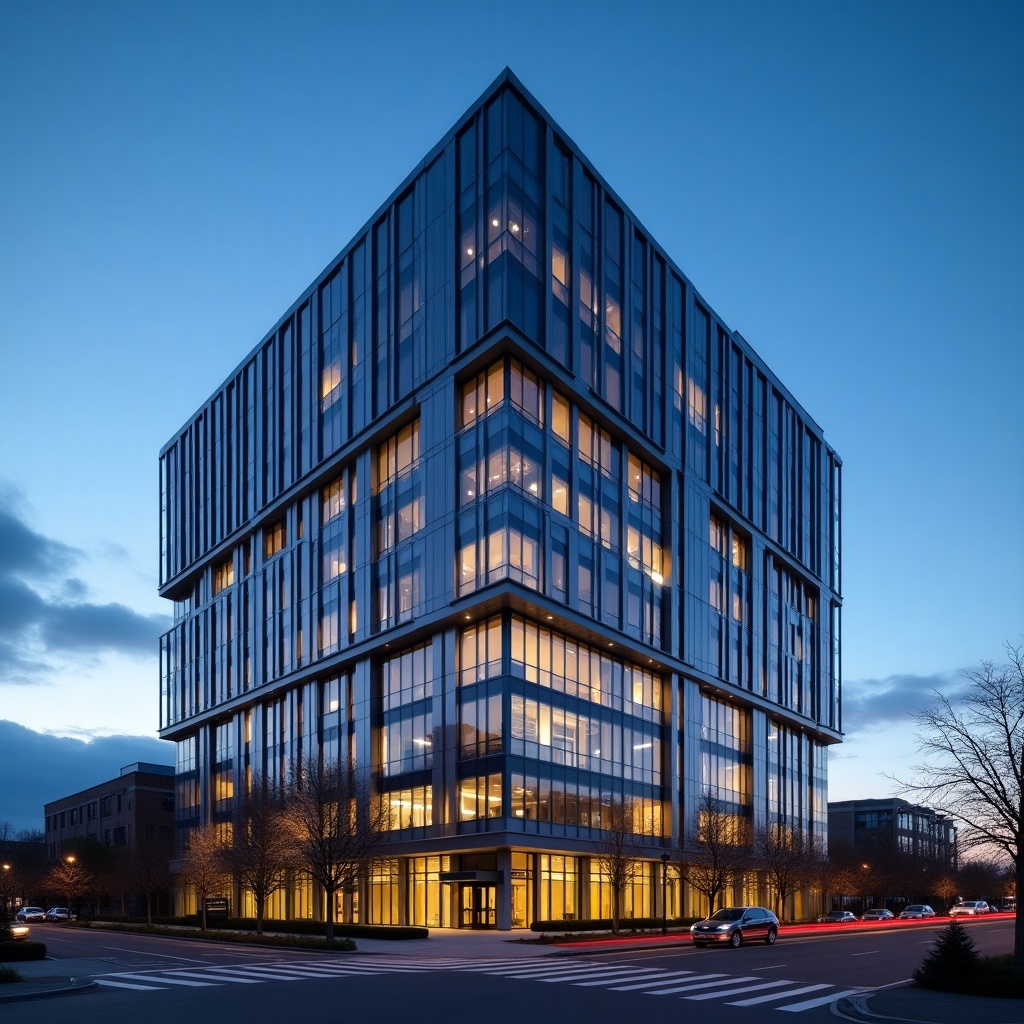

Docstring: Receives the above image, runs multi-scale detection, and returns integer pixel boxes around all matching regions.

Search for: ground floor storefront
[175,848,815,930]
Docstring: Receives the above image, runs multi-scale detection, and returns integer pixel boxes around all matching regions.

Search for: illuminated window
[264,520,286,558]
[458,773,502,821]
[710,515,725,557]
[551,393,570,445]
[731,533,748,571]
[213,556,234,595]
[322,477,347,523]
[461,362,504,427]
[378,420,420,491]
[458,617,503,686]
[382,785,433,830]
[552,245,568,288]
[688,377,707,434]
[551,473,569,515]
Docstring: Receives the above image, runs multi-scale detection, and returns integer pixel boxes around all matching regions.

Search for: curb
[832,994,884,1022]
[0,978,98,1004]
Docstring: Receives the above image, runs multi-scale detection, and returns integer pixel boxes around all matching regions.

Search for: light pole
[660,853,670,935]
[64,854,77,915]
[1,863,10,921]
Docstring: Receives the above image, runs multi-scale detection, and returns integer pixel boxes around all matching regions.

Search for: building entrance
[459,884,496,928]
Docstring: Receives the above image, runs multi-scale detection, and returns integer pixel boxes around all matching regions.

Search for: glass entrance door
[459,884,496,928]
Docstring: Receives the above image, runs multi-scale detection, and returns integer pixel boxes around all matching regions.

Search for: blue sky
[1,0,1021,832]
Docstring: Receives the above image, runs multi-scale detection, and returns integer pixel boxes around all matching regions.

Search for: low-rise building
[828,798,957,869]
[43,762,175,916]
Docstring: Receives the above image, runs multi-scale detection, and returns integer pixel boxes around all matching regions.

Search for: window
[213,556,234,595]
[378,420,420,491]
[510,361,543,426]
[461,362,504,427]
[382,785,433,830]
[264,520,286,558]
[459,617,503,685]
[459,694,502,759]
[381,711,434,775]
[458,774,502,821]
[382,642,434,711]
[551,393,570,445]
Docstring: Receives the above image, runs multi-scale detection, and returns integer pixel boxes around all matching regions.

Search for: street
[10,917,1015,1024]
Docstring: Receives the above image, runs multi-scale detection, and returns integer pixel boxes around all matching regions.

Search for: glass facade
[159,70,842,928]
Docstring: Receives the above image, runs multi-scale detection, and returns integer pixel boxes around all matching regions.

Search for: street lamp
[63,854,78,916]
[660,853,670,935]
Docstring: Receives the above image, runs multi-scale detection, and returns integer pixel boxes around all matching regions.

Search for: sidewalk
[837,985,1024,1024]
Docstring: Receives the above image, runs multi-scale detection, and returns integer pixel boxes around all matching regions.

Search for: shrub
[0,940,47,962]
[0,966,24,984]
[913,921,981,992]
[974,954,1024,999]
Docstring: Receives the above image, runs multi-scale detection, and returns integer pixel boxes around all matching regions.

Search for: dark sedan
[690,906,780,948]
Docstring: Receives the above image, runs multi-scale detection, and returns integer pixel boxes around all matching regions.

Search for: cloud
[0,489,81,582]
[842,670,968,735]
[0,485,172,685]
[0,720,174,834]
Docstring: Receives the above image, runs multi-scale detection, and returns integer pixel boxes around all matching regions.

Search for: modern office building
[158,69,843,929]
[828,798,957,869]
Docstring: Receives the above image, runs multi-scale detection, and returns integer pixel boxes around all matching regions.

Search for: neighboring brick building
[828,797,958,869]
[44,762,175,915]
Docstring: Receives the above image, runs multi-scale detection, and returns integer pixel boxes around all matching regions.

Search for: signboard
[204,897,229,916]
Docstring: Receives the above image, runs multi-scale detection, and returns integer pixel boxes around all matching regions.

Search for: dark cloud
[0,486,172,684]
[38,602,170,655]
[842,670,968,735]
[0,720,174,834]
[0,496,80,580]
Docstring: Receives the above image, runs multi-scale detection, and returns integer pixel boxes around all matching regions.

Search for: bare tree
[753,821,814,921]
[674,792,750,917]
[286,756,391,940]
[179,824,230,931]
[126,834,174,925]
[46,855,93,914]
[805,837,853,919]
[593,800,644,934]
[222,770,293,935]
[931,874,959,911]
[891,642,1024,970]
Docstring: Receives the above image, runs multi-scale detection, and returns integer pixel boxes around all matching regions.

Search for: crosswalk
[93,954,866,1013]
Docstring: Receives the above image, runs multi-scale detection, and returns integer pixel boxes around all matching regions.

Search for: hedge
[531,916,696,933]
[83,916,428,941]
[0,940,47,962]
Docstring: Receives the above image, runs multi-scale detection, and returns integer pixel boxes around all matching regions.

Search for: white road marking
[729,982,831,1005]
[778,987,867,1011]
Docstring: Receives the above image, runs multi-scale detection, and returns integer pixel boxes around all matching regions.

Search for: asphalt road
[17,917,1016,1024]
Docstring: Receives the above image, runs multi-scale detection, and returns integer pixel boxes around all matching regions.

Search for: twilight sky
[1,0,1021,833]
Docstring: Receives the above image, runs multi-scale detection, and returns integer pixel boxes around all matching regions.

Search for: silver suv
[949,901,990,916]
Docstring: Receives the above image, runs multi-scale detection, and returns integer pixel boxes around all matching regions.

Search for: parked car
[862,908,895,921]
[44,907,76,922]
[819,910,858,924]
[899,904,936,919]
[15,906,46,923]
[690,906,780,948]
[949,901,990,916]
